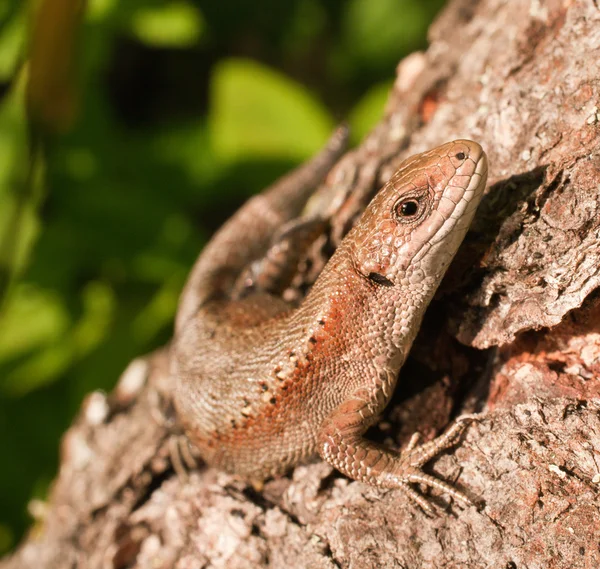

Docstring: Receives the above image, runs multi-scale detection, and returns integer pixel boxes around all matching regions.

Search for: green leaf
[0,3,25,82]
[0,285,69,364]
[0,281,116,397]
[86,0,118,22]
[348,79,394,142]
[71,281,115,355]
[210,58,334,162]
[0,523,14,556]
[0,73,43,286]
[130,1,204,48]
[343,0,444,67]
[131,275,182,343]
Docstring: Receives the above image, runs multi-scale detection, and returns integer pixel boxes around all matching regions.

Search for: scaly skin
[171,139,488,512]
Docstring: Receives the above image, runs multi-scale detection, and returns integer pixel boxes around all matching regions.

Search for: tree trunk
[4,0,600,567]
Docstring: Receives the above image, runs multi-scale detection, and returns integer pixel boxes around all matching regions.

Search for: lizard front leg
[175,124,348,333]
[318,392,477,515]
[232,215,327,298]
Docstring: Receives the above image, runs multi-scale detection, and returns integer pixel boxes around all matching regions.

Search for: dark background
[0,0,446,553]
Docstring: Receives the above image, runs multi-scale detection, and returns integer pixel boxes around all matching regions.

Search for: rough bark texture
[4,0,600,567]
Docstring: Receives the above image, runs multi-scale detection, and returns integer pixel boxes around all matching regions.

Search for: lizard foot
[168,434,199,481]
[385,414,480,515]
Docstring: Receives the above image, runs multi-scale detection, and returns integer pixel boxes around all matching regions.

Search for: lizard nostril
[455,152,466,160]
[367,272,394,287]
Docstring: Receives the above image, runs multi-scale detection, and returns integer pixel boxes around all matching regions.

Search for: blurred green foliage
[0,0,446,553]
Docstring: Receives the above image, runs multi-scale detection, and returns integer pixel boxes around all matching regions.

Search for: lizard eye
[393,194,427,223]
[455,152,466,160]
[399,200,419,216]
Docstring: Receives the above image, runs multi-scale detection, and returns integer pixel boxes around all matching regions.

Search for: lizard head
[349,139,488,289]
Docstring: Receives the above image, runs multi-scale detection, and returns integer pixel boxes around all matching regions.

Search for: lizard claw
[169,435,199,481]
[385,414,481,513]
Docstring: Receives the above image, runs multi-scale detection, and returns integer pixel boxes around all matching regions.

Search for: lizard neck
[286,246,437,375]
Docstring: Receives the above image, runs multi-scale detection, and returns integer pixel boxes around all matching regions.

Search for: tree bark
[4,0,600,567]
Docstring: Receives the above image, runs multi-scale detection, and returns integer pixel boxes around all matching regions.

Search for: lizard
[170,135,489,513]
